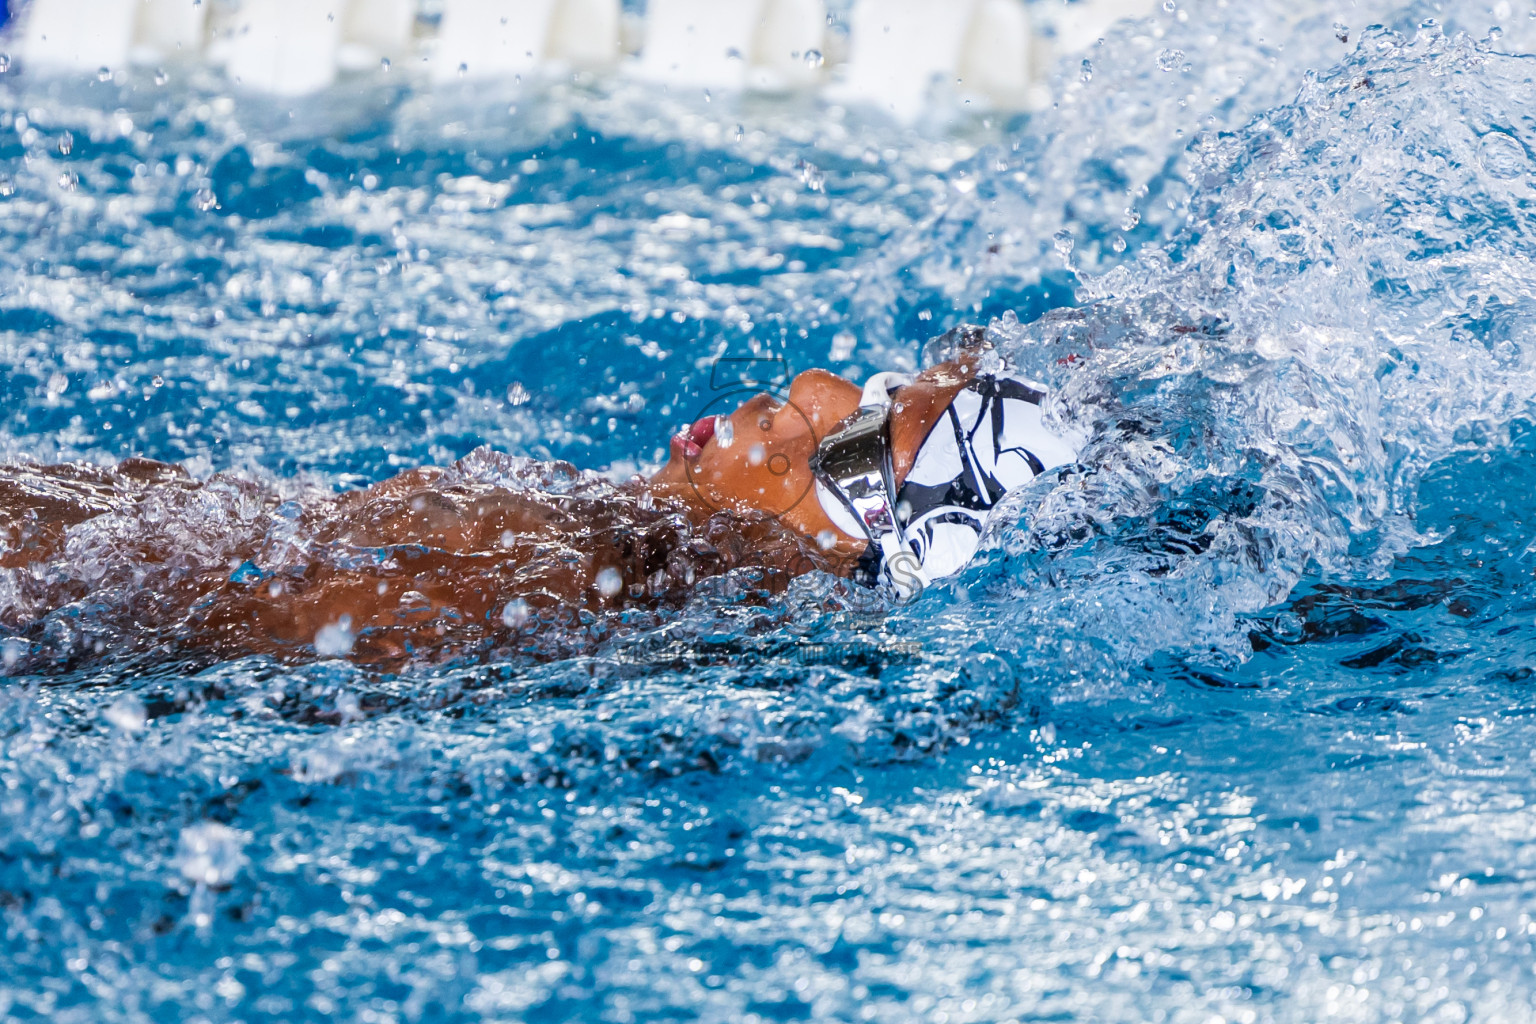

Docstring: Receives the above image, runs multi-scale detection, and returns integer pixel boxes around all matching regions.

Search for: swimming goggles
[808,372,924,598]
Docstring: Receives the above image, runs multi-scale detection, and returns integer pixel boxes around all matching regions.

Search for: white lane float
[221,0,343,95]
[340,0,417,70]
[132,0,211,65]
[18,0,137,74]
[1,0,1158,113]
[632,0,828,91]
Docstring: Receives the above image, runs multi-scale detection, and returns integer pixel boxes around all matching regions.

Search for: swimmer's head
[649,369,865,551]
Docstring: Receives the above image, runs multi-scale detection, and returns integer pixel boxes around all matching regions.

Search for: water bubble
[175,822,247,887]
[506,382,530,405]
[1157,48,1186,72]
[595,567,624,599]
[502,598,530,628]
[716,417,735,448]
[293,746,346,784]
[1480,131,1528,179]
[314,615,355,657]
[103,694,147,734]
[804,49,824,68]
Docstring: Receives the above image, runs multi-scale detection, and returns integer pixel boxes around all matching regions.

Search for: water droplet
[1079,58,1093,83]
[1157,48,1186,72]
[804,49,824,68]
[1111,235,1128,253]
[595,567,623,599]
[97,66,113,82]
[748,443,766,467]
[57,170,78,192]
[151,374,164,387]
[817,529,838,551]
[457,62,468,77]
[506,381,529,405]
[314,615,355,657]
[703,89,712,103]
[716,417,735,448]
[56,132,72,156]
[1334,22,1351,44]
[1162,0,1176,11]
[0,176,13,198]
[501,599,530,628]
[154,67,168,85]
[830,330,856,361]
[175,822,247,886]
[1053,230,1076,258]
[380,57,391,72]
[103,694,147,733]
[0,54,12,74]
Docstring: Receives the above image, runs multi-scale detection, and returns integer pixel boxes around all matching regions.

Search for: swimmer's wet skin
[0,336,1077,668]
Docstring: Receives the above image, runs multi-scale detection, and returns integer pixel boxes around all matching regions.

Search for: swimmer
[0,326,1078,668]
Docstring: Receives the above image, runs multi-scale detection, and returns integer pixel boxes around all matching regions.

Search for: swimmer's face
[650,369,863,547]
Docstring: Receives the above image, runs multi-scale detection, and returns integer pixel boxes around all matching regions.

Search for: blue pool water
[6,1,1536,1021]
